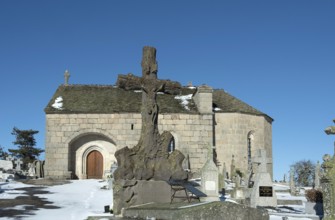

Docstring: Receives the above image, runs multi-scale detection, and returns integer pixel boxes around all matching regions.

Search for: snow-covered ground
[0,179,113,220]
[0,180,320,220]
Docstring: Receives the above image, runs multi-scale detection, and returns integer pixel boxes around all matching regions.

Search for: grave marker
[249,149,277,208]
[201,146,219,202]
[14,159,23,171]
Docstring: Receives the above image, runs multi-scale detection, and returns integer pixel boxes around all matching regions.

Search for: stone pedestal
[250,172,277,207]
[232,187,246,200]
[249,149,277,208]
[113,180,185,214]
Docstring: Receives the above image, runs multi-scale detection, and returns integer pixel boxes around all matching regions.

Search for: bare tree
[291,159,315,187]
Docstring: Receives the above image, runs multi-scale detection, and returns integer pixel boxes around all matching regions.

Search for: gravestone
[0,159,13,171]
[220,162,227,191]
[27,163,36,177]
[314,161,321,189]
[321,121,335,220]
[230,155,236,180]
[222,162,227,179]
[201,146,219,202]
[113,46,188,214]
[14,159,23,171]
[34,160,45,178]
[232,174,246,200]
[249,149,277,208]
[182,154,191,171]
[289,166,296,195]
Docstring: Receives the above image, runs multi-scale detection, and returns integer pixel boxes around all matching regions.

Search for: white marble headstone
[201,146,219,201]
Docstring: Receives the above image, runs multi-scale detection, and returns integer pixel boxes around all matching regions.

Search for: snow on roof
[51,96,63,110]
[174,94,193,110]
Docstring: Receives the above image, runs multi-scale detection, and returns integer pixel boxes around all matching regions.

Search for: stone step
[277,199,303,205]
[275,189,290,193]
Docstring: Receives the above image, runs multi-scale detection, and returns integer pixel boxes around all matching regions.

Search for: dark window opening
[168,137,175,153]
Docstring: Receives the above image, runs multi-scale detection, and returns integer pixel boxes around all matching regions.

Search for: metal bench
[167,180,207,203]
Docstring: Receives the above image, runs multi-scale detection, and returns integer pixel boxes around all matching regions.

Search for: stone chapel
[44,48,274,180]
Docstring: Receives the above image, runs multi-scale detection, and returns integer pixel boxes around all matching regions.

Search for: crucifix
[137,46,164,156]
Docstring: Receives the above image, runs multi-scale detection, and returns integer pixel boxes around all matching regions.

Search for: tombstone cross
[64,70,70,85]
[14,159,23,171]
[252,149,272,173]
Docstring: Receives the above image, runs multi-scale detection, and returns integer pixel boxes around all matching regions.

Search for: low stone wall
[123,201,269,220]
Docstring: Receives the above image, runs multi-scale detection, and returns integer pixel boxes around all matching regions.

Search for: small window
[168,137,175,153]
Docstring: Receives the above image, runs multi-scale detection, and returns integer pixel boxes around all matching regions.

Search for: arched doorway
[86,150,103,179]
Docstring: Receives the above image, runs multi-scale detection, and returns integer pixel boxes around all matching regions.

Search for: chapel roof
[213,89,273,122]
[44,85,198,114]
[45,84,273,122]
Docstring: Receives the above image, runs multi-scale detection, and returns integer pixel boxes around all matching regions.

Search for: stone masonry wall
[214,113,273,179]
[45,113,213,179]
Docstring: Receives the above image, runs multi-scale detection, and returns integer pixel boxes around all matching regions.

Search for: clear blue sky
[1,1,334,181]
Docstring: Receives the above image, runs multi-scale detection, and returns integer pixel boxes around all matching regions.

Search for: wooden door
[87,150,103,179]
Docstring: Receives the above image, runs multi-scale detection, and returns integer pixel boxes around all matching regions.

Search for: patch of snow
[51,96,63,110]
[134,90,142,93]
[273,183,290,190]
[214,107,222,111]
[0,180,319,220]
[174,94,192,110]
[157,92,164,95]
[0,181,36,199]
[276,192,306,201]
[0,179,113,220]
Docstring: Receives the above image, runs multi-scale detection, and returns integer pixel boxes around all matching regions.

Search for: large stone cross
[138,46,164,156]
[252,149,272,173]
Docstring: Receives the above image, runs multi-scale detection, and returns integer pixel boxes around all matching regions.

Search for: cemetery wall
[214,112,273,178]
[45,113,212,179]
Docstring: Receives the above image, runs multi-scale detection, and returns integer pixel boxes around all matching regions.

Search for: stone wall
[214,112,273,178]
[45,111,273,180]
[45,113,213,179]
